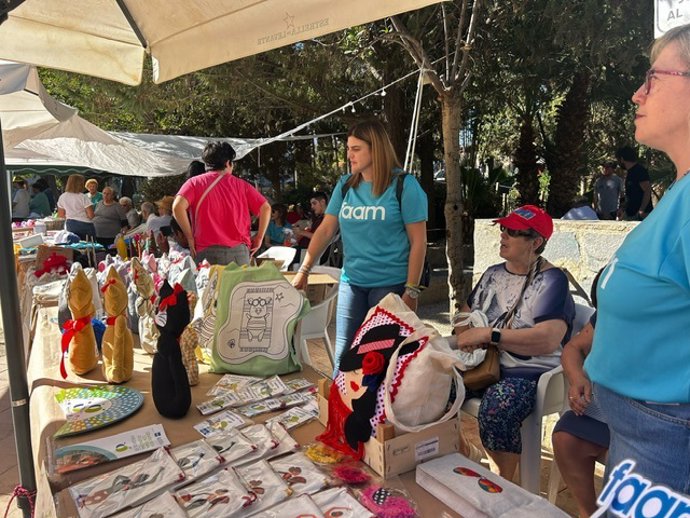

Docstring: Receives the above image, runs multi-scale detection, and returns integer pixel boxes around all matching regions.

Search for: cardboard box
[283,272,337,305]
[35,244,73,271]
[317,379,460,478]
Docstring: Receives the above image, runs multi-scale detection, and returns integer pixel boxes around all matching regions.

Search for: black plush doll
[152,281,191,418]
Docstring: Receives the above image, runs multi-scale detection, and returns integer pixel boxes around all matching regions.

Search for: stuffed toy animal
[61,269,99,378]
[179,324,200,385]
[101,266,134,383]
[152,281,191,418]
[131,257,159,354]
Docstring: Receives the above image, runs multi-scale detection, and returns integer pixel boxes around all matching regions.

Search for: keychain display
[312,487,376,518]
[170,439,223,485]
[174,468,256,518]
[69,447,184,518]
[269,452,329,496]
[235,459,292,515]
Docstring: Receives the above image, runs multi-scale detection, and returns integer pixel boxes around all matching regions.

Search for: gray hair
[119,196,133,206]
[651,24,690,66]
[141,201,155,216]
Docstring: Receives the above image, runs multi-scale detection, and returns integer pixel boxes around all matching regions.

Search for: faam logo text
[339,201,386,221]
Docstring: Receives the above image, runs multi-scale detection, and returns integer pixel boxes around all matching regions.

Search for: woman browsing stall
[292,119,428,374]
[454,205,574,481]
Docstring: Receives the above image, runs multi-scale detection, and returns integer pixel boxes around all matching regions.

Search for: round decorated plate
[53,386,144,438]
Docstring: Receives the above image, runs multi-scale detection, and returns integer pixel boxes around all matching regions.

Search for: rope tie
[3,485,36,518]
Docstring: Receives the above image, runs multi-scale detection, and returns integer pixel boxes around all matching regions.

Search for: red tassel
[316,382,363,460]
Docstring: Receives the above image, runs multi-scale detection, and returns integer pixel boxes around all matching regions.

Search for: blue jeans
[65,219,96,240]
[332,280,405,377]
[594,383,690,502]
[196,244,250,266]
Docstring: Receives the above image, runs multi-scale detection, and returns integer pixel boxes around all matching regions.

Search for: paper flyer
[52,424,169,474]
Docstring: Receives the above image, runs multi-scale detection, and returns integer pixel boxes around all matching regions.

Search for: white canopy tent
[0,1,445,516]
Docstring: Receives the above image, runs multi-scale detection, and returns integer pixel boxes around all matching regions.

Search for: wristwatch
[404,287,420,300]
[489,328,502,346]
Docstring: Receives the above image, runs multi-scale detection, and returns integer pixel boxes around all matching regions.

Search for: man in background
[593,161,624,220]
[616,146,653,220]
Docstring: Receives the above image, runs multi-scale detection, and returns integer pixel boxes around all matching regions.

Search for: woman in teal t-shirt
[264,203,292,246]
[292,119,428,373]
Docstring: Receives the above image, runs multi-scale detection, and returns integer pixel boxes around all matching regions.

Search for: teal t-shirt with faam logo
[326,173,428,287]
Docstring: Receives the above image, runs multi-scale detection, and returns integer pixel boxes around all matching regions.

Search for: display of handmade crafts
[61,268,98,378]
[101,266,134,383]
[318,308,420,459]
[152,281,192,418]
[131,257,159,355]
[179,322,200,386]
[196,265,223,364]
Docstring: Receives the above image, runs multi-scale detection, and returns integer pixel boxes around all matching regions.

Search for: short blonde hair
[651,24,690,67]
[65,174,86,193]
[85,178,99,188]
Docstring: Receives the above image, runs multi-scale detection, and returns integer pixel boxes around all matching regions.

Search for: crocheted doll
[61,268,98,378]
[318,309,419,459]
[131,257,159,354]
[101,266,134,383]
[152,281,191,418]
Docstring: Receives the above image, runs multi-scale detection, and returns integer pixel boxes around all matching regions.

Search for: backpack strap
[341,172,408,210]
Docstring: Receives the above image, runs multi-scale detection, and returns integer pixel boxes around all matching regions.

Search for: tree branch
[454,0,483,84]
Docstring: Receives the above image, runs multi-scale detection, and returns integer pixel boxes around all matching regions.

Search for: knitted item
[332,464,371,485]
[101,267,134,383]
[179,325,200,386]
[64,269,98,376]
[359,486,417,518]
[151,282,191,418]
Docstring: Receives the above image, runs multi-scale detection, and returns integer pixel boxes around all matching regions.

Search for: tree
[389,0,485,309]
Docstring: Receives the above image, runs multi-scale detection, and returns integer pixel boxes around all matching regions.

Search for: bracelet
[404,283,423,293]
[298,264,312,275]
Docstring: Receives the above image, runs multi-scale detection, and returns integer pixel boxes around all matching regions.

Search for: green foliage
[138,175,187,203]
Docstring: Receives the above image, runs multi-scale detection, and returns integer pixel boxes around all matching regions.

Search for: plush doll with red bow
[61,268,98,378]
[101,266,134,383]
[152,281,191,418]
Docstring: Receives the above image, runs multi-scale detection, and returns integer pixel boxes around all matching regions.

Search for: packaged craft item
[205,428,256,466]
[69,447,184,518]
[250,494,324,518]
[170,439,223,484]
[235,459,292,514]
[312,487,376,518]
[358,485,418,518]
[111,492,186,518]
[193,410,250,438]
[174,468,256,518]
[269,452,329,495]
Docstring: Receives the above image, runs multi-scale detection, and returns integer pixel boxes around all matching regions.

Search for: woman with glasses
[454,205,574,481]
[584,25,690,497]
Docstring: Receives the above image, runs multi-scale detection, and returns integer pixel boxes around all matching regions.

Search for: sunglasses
[500,225,534,238]
[643,68,690,95]
[453,466,503,493]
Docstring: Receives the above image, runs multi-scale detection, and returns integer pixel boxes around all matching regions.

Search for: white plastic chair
[257,246,296,272]
[460,302,595,495]
[293,266,340,373]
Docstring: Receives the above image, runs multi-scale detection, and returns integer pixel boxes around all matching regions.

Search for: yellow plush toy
[131,257,159,354]
[101,266,134,383]
[61,269,98,378]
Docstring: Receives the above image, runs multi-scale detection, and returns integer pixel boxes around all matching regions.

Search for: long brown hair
[346,119,401,197]
[65,174,86,193]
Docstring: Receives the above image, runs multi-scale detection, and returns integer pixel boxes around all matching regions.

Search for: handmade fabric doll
[152,281,192,418]
[179,324,200,385]
[318,308,419,459]
[131,257,159,354]
[61,268,99,378]
[101,266,134,383]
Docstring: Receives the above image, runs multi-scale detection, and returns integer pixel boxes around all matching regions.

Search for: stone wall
[472,219,638,298]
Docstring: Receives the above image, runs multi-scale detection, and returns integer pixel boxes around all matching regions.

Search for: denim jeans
[65,219,96,240]
[332,280,405,377]
[594,382,690,503]
[196,244,250,266]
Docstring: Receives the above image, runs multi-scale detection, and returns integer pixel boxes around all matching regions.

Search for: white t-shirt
[12,189,30,218]
[57,192,92,223]
[146,214,172,235]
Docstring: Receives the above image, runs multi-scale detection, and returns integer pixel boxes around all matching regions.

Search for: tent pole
[0,117,36,518]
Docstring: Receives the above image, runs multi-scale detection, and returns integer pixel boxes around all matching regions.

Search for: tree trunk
[514,115,540,205]
[441,92,466,313]
[546,70,592,217]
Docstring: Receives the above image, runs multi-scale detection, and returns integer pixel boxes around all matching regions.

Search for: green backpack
[209,261,310,375]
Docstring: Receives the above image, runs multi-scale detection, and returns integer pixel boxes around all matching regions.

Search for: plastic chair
[460,302,595,495]
[293,266,340,373]
[256,246,296,272]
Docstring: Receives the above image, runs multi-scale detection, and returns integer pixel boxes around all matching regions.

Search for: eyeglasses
[643,68,690,95]
[500,225,534,238]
